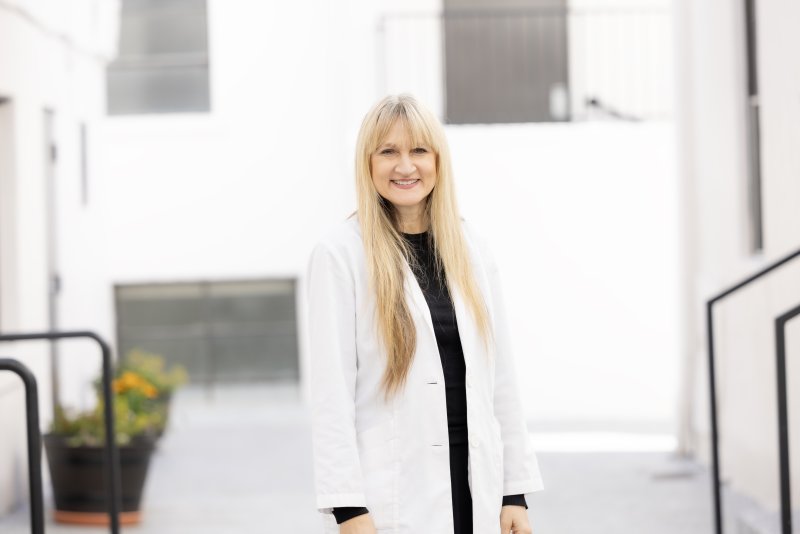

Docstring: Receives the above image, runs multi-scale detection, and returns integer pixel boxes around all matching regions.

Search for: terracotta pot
[44,433,155,525]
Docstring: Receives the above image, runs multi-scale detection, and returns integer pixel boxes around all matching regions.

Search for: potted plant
[117,349,188,437]
[44,369,162,526]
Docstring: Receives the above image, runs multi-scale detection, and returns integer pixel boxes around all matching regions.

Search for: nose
[395,154,416,176]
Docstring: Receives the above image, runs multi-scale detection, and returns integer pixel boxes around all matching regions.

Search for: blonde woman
[307,94,543,534]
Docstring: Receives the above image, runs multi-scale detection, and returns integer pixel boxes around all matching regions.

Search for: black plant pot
[44,433,155,525]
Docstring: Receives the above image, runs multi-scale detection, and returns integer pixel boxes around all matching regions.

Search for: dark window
[115,280,299,383]
[443,0,570,124]
[107,0,211,115]
[380,1,671,124]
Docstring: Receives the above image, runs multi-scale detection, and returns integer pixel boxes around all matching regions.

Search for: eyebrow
[377,142,430,150]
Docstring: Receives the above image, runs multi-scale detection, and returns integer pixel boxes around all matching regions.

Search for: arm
[307,242,368,512]
[484,241,545,496]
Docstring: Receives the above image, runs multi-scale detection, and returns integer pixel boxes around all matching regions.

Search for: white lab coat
[306,215,543,533]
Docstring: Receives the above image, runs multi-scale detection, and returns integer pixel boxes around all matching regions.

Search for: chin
[388,195,429,207]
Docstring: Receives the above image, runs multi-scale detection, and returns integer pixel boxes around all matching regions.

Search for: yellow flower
[113,370,158,398]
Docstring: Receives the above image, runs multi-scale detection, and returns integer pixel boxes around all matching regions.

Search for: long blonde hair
[354,94,493,402]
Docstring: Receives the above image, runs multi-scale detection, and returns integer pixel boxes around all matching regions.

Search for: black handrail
[0,358,44,534]
[706,246,800,534]
[0,331,121,534]
[774,303,800,534]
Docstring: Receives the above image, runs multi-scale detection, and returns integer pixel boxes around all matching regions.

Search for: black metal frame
[0,331,121,534]
[775,303,800,534]
[706,247,800,534]
[0,358,44,534]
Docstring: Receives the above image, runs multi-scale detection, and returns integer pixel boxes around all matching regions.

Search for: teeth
[393,179,419,185]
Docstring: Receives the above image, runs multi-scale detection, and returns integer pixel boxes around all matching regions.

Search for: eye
[412,147,428,154]
[379,148,395,155]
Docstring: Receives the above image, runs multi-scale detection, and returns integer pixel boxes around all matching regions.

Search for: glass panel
[210,334,299,382]
[209,293,296,323]
[117,297,204,328]
[115,280,299,383]
[118,0,208,56]
[444,10,569,124]
[107,64,211,114]
[108,0,210,114]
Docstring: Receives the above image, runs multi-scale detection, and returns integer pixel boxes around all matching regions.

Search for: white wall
[755,1,800,508]
[676,0,800,514]
[567,0,674,120]
[757,2,800,256]
[451,122,681,429]
[0,97,28,518]
[0,0,118,515]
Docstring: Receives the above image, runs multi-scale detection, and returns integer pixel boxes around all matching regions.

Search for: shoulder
[308,214,364,270]
[313,214,362,250]
[460,216,482,243]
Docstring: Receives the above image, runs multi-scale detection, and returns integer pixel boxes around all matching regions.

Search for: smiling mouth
[391,179,420,185]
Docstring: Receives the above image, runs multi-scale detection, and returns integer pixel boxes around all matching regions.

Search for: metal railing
[0,331,121,534]
[0,358,44,534]
[774,303,800,534]
[377,6,673,124]
[706,247,800,534]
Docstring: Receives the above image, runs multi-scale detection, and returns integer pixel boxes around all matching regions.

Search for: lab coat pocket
[358,419,394,474]
[358,420,393,451]
[357,420,397,530]
[491,417,504,469]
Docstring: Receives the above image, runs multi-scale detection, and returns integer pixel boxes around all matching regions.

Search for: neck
[395,205,428,234]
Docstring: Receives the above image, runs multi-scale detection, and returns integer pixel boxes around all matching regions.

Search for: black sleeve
[332,507,369,524]
[333,495,524,523]
[502,494,528,509]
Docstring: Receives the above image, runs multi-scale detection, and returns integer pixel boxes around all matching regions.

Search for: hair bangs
[371,98,439,157]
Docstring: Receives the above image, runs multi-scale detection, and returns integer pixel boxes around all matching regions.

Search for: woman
[307,94,543,534]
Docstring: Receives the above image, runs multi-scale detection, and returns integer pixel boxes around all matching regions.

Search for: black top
[404,230,469,446]
[332,231,527,525]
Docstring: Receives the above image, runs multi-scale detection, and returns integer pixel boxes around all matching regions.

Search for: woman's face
[370,120,437,214]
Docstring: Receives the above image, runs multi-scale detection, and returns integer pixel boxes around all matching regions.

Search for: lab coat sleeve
[484,242,545,496]
[306,241,366,513]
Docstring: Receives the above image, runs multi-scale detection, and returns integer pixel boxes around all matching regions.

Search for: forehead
[376,118,431,148]
[378,121,411,145]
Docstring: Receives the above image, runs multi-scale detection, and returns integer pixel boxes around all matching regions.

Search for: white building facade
[0,0,120,515]
[1,0,687,520]
[5,0,798,527]
[676,0,800,526]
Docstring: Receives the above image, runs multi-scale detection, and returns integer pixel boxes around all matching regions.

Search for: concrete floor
[0,384,722,533]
